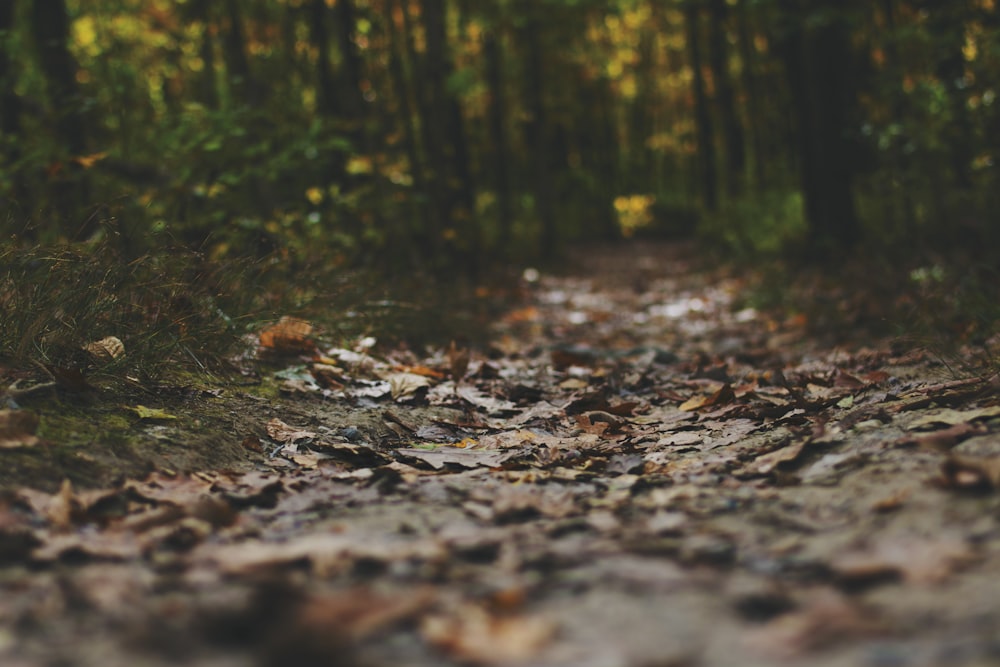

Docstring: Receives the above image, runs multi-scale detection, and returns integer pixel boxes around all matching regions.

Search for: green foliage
[699,191,807,258]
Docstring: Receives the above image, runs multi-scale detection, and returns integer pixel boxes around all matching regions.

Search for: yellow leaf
[305,187,324,205]
[129,405,177,420]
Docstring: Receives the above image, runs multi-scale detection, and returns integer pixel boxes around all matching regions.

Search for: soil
[1,240,999,667]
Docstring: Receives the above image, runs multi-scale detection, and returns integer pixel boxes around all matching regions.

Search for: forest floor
[2,240,1000,667]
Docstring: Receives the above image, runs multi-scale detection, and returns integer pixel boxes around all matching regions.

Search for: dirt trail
[2,241,1000,667]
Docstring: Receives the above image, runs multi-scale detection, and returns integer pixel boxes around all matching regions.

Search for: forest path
[2,241,1000,667]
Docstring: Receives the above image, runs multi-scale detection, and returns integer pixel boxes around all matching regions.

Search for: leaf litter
[2,241,1000,666]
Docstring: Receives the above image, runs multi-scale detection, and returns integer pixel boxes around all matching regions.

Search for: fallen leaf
[0,409,40,448]
[128,405,178,420]
[831,535,975,585]
[745,588,886,657]
[82,336,125,364]
[259,316,316,354]
[939,455,1000,492]
[421,603,556,665]
[388,372,431,401]
[266,418,317,444]
[907,406,1000,431]
[679,383,735,412]
[395,446,521,470]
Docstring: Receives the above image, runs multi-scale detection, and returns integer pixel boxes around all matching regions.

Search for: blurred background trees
[1,0,998,269]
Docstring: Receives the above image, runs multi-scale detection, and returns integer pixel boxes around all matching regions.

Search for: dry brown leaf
[266,417,317,444]
[295,587,436,640]
[940,455,1000,492]
[46,479,82,531]
[259,316,316,354]
[0,409,40,448]
[744,588,886,657]
[310,363,345,389]
[82,336,125,364]
[679,383,735,412]
[447,340,471,380]
[832,536,975,585]
[421,603,556,665]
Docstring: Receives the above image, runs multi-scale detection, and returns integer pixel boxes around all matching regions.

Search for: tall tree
[222,0,254,105]
[777,0,861,253]
[708,0,746,197]
[735,0,766,190]
[518,0,557,257]
[31,0,92,238]
[684,0,717,211]
[484,25,513,253]
[422,0,477,261]
[0,0,20,157]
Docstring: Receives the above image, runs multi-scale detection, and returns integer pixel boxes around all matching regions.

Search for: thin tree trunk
[222,0,254,106]
[422,0,477,265]
[484,28,513,253]
[308,0,338,117]
[187,0,219,109]
[31,0,91,238]
[777,0,860,253]
[0,0,21,145]
[334,0,365,121]
[736,0,766,190]
[385,0,431,243]
[708,0,746,197]
[684,1,717,211]
[519,0,556,258]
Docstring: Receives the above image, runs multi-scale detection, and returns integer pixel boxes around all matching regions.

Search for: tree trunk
[708,0,746,197]
[31,0,92,238]
[422,0,478,265]
[0,0,21,153]
[385,0,431,245]
[777,0,861,254]
[308,0,338,118]
[334,0,365,122]
[484,27,513,253]
[684,1,717,211]
[519,0,556,258]
[185,0,219,109]
[735,0,766,190]
[222,0,254,106]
